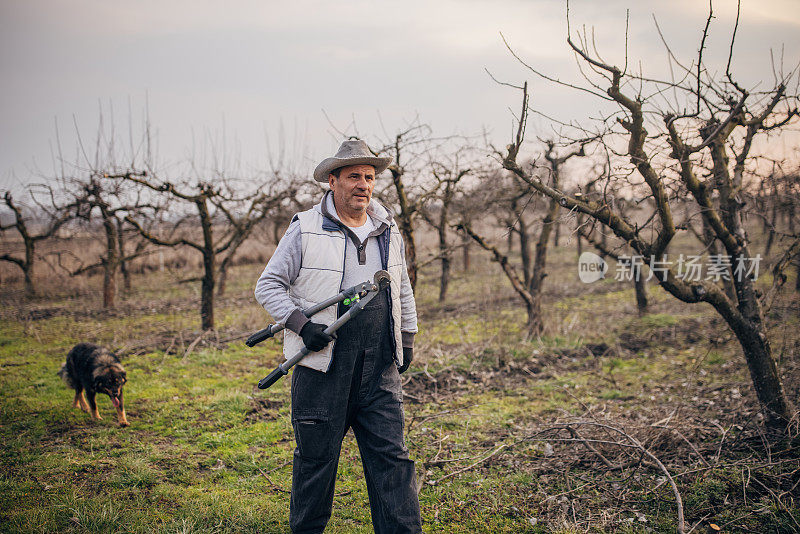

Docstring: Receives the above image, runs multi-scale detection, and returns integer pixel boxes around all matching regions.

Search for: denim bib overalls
[289,289,421,533]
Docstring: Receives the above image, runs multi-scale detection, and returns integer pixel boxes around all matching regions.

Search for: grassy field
[1,238,799,533]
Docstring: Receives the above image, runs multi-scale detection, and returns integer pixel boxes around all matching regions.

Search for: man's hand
[398,347,413,374]
[300,322,333,352]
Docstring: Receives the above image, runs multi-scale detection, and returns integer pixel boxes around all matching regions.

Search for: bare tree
[497,3,799,428]
[527,141,585,329]
[377,125,435,291]
[460,140,584,338]
[418,150,473,302]
[213,176,295,296]
[446,181,489,274]
[114,171,280,331]
[0,189,76,297]
[116,215,148,293]
[459,171,543,338]
[68,173,152,308]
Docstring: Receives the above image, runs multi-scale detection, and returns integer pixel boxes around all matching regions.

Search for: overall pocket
[293,411,332,461]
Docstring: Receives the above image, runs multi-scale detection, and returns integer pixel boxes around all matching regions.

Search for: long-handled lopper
[251,270,391,390]
[246,277,380,348]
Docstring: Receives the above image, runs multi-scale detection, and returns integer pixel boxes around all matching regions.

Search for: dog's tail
[58,363,76,389]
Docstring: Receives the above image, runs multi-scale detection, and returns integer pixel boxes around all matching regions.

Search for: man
[254,139,422,533]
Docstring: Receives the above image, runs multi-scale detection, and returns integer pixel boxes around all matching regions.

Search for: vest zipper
[325,225,346,373]
[385,225,398,364]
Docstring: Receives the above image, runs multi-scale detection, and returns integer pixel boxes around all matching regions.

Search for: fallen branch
[427,442,510,486]
[182,331,207,360]
[258,468,290,494]
[540,421,686,533]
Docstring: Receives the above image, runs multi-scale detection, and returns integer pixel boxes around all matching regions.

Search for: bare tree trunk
[524,291,543,338]
[390,167,418,290]
[525,300,540,339]
[795,255,800,293]
[461,230,471,272]
[201,250,215,331]
[524,141,581,337]
[518,218,532,288]
[438,249,451,302]
[702,216,737,304]
[197,199,215,331]
[634,264,648,316]
[553,219,560,247]
[721,299,792,429]
[430,168,468,302]
[526,202,559,337]
[23,242,35,297]
[438,210,451,303]
[763,195,778,256]
[217,259,230,297]
[2,227,40,298]
[788,213,797,293]
[402,221,418,291]
[100,206,119,309]
[708,138,791,428]
[116,173,275,332]
[117,217,131,292]
[102,265,116,308]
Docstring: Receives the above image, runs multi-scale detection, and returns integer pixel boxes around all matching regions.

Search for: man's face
[329,164,376,216]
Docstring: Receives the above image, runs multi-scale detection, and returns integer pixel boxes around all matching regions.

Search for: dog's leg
[115,390,129,427]
[86,391,102,420]
[74,389,91,413]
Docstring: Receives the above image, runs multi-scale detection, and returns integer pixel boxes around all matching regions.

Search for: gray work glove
[398,347,413,374]
[299,321,333,352]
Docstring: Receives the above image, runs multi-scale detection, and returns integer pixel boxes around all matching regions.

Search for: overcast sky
[2,0,799,188]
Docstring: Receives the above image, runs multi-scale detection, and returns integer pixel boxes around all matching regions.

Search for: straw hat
[313,139,392,183]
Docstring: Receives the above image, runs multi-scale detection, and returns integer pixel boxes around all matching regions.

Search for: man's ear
[328,175,336,189]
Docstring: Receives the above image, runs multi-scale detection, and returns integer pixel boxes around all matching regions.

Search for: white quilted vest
[283,203,406,372]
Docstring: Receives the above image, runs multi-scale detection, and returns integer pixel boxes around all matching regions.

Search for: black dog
[58,343,129,426]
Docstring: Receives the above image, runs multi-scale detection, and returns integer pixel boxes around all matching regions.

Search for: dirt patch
[617,317,708,353]
[23,308,62,321]
[403,346,602,403]
[245,396,282,421]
